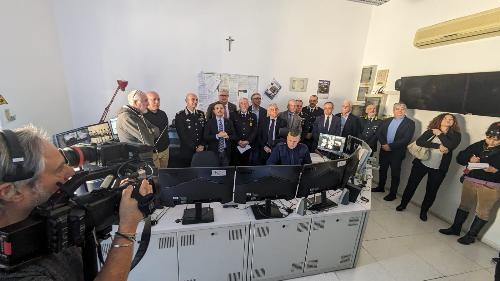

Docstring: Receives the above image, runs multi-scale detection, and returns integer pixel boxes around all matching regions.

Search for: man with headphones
[0,126,152,281]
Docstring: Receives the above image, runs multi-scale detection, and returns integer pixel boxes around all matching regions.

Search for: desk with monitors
[101,147,372,281]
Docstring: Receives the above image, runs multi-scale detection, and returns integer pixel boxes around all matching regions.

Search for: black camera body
[0,142,157,271]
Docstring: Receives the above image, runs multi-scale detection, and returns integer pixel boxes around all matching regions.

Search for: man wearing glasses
[206,89,237,120]
[249,92,267,122]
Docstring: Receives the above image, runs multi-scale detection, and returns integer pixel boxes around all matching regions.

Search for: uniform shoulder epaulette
[176,110,185,116]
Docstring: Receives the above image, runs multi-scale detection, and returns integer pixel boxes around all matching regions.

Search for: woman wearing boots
[396,113,461,221]
[439,122,500,245]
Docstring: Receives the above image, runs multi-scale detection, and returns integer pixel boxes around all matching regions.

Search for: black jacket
[301,106,324,134]
[258,117,288,148]
[414,129,461,173]
[250,105,267,123]
[230,111,258,145]
[335,113,362,139]
[174,108,206,157]
[312,115,341,150]
[203,117,238,156]
[360,116,382,152]
[456,140,500,183]
[377,116,415,157]
[266,142,312,165]
[206,102,237,120]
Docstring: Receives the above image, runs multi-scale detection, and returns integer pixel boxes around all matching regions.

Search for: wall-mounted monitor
[464,72,500,117]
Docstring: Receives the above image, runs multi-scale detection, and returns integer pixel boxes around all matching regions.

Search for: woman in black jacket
[439,122,500,245]
[396,113,461,221]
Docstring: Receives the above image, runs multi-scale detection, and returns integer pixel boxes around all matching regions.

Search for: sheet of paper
[467,162,490,170]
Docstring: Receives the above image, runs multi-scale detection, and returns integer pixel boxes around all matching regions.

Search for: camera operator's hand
[118,179,153,233]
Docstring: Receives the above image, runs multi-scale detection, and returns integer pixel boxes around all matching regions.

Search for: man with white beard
[116,90,159,146]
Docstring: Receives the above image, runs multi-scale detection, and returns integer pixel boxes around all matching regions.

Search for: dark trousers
[401,160,446,211]
[378,150,405,195]
[179,149,194,168]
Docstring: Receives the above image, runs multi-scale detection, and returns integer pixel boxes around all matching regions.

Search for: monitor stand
[182,202,214,225]
[308,191,337,211]
[251,199,284,220]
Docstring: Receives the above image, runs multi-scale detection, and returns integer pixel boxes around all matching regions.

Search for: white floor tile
[362,219,391,241]
[440,234,499,268]
[336,263,396,281]
[377,253,443,281]
[438,269,494,281]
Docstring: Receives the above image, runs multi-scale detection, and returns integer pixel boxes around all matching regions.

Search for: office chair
[191,151,220,167]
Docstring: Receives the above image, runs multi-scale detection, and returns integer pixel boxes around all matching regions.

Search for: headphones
[0,130,35,182]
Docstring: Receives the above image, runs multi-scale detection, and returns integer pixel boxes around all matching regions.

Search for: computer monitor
[109,118,119,140]
[53,126,91,148]
[342,147,361,188]
[158,167,236,224]
[296,159,347,211]
[234,165,302,220]
[87,123,114,144]
[344,136,372,174]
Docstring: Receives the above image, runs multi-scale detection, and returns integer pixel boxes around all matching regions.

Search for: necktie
[268,119,275,146]
[325,116,330,131]
[218,119,225,152]
[224,105,228,118]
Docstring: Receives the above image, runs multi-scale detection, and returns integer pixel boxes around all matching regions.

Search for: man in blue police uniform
[231,97,258,165]
[175,93,206,167]
[267,130,312,165]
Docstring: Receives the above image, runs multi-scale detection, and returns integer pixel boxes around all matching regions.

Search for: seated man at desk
[267,130,312,165]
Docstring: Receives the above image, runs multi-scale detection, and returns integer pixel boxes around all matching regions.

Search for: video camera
[0,142,157,275]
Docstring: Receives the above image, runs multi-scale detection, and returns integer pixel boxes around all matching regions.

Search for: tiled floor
[290,192,498,281]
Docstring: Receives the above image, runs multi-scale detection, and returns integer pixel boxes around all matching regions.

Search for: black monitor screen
[341,149,361,188]
[53,126,91,148]
[465,72,500,117]
[234,165,302,204]
[296,159,346,198]
[400,74,466,113]
[158,167,235,207]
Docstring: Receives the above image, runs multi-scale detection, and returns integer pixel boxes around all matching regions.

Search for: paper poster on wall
[264,79,282,100]
[317,80,330,99]
[198,72,259,111]
[290,77,308,92]
[375,69,389,87]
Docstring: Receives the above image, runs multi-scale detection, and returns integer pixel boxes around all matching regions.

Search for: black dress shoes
[396,204,406,211]
[420,210,428,221]
[383,193,397,201]
[371,187,385,193]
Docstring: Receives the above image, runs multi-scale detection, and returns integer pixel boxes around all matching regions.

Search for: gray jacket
[116,105,159,147]
[278,111,303,134]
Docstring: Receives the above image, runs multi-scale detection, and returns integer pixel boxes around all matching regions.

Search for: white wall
[0,0,72,135]
[50,0,373,127]
[363,0,500,249]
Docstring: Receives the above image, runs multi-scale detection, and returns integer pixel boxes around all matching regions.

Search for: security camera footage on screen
[318,133,346,153]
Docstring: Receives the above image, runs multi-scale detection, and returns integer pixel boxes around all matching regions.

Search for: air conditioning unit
[346,0,390,6]
[414,7,500,48]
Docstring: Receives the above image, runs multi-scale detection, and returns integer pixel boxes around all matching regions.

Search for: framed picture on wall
[290,77,308,92]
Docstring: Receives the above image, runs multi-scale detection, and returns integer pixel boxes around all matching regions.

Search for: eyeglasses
[253,97,261,100]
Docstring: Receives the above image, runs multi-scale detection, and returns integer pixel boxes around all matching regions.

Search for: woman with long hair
[439,122,500,245]
[396,113,461,221]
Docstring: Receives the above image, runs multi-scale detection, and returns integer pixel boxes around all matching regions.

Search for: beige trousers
[459,179,500,220]
[153,147,170,168]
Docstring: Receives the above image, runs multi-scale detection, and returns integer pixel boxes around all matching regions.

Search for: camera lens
[59,144,98,167]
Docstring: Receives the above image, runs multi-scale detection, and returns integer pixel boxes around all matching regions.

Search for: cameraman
[0,126,152,281]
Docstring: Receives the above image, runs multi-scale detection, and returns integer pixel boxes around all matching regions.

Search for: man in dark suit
[336,100,362,139]
[257,103,287,164]
[249,92,267,123]
[267,130,312,165]
[301,95,324,150]
[206,89,237,120]
[231,97,258,166]
[203,102,238,166]
[175,93,206,167]
[312,101,341,151]
[372,103,415,201]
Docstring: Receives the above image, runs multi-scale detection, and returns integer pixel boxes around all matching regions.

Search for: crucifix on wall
[226,36,235,52]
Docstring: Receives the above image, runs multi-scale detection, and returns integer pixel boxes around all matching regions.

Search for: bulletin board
[197,72,259,111]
